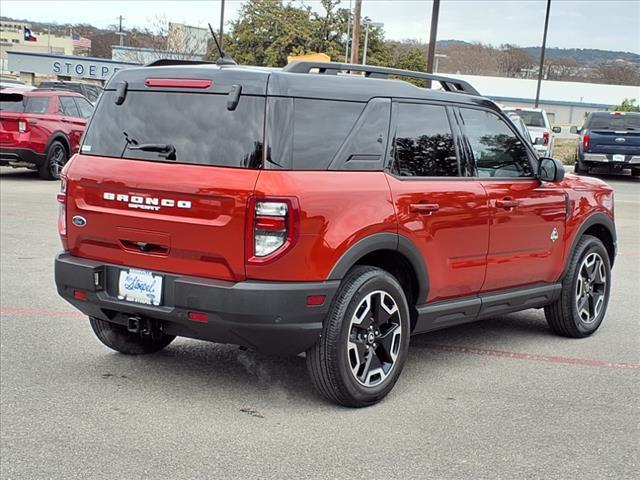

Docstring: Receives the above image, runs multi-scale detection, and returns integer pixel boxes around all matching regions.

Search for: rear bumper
[0,148,46,167]
[582,153,640,165]
[54,253,339,355]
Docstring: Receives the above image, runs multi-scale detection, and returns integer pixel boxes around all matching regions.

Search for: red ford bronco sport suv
[54,61,616,407]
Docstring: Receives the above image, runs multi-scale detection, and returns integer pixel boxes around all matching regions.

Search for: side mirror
[569,126,579,135]
[552,126,561,134]
[538,157,565,183]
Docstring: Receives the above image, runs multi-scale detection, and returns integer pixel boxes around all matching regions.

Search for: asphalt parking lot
[1,167,638,480]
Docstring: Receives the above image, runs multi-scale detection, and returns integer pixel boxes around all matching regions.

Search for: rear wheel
[89,317,175,354]
[306,266,410,407]
[38,140,67,180]
[574,158,587,175]
[545,235,611,338]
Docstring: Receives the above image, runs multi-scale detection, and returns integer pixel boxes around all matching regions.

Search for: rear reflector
[145,78,212,89]
[73,290,87,300]
[188,311,209,323]
[306,295,326,306]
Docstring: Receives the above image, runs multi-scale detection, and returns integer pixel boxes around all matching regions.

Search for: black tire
[38,140,68,180]
[574,159,587,175]
[544,235,611,338]
[306,266,411,407]
[89,317,175,354]
[632,169,640,177]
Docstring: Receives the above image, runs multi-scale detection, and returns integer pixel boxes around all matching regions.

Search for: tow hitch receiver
[127,316,163,339]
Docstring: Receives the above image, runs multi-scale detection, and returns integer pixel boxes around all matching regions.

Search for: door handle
[410,203,440,214]
[495,197,519,210]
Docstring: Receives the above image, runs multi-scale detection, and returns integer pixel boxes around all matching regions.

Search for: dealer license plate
[118,269,163,306]
[612,154,625,162]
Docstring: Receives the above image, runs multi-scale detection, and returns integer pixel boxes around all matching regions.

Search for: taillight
[57,176,67,238]
[246,197,299,264]
[583,133,590,151]
[543,131,550,146]
[18,118,29,133]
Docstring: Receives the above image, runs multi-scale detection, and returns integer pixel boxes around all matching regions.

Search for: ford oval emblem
[615,137,626,143]
[72,215,87,227]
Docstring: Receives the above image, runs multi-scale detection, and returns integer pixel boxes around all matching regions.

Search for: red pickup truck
[55,61,616,407]
[0,89,93,179]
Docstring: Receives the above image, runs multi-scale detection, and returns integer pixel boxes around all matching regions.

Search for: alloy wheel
[575,252,607,324]
[347,290,402,387]
[49,145,66,178]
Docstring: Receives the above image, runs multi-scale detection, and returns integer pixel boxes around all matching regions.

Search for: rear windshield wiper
[128,143,177,160]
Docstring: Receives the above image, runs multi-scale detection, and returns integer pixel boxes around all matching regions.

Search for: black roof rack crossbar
[283,61,479,96]
[145,59,216,67]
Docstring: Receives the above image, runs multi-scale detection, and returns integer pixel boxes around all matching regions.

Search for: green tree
[210,0,389,68]
[611,98,640,112]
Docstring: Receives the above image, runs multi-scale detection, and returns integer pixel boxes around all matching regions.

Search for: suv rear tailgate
[66,156,258,281]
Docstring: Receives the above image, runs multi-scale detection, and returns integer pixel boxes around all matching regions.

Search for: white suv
[503,107,553,156]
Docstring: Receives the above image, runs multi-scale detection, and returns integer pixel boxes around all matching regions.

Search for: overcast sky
[3,0,639,53]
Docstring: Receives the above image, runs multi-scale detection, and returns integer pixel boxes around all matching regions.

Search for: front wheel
[545,235,611,338]
[306,266,411,407]
[89,317,175,354]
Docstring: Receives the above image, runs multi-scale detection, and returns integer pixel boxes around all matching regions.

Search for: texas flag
[23,27,37,42]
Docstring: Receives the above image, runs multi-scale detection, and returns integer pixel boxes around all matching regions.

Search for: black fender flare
[561,212,617,280]
[328,232,429,302]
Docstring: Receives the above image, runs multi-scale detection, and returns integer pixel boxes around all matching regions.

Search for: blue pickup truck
[576,111,640,176]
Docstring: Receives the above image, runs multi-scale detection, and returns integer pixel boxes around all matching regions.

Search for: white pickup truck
[503,107,553,157]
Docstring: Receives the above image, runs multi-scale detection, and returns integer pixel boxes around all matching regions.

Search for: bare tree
[114,15,208,64]
[596,63,640,86]
[497,44,533,77]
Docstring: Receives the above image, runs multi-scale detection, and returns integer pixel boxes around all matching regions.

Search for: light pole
[535,0,552,108]
[362,19,384,65]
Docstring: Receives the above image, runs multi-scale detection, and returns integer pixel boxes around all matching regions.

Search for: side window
[74,97,94,118]
[459,108,534,178]
[392,103,459,177]
[59,96,80,117]
[292,99,364,170]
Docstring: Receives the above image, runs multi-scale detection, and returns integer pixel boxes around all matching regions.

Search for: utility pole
[350,0,361,64]
[219,0,225,50]
[425,0,440,88]
[345,0,352,62]
[116,15,125,47]
[535,0,551,108]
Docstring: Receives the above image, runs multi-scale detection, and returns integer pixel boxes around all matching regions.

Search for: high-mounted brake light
[583,133,590,151]
[246,197,299,264]
[144,78,212,89]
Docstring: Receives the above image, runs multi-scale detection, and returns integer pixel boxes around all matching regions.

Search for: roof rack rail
[145,59,216,67]
[283,61,479,96]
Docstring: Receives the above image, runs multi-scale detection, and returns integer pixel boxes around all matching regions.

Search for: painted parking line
[412,341,640,370]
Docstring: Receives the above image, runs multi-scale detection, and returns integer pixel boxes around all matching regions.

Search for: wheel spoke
[376,323,400,363]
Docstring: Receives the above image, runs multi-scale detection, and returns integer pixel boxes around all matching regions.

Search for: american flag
[71,32,91,49]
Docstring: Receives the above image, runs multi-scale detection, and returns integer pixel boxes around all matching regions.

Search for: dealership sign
[7,51,138,81]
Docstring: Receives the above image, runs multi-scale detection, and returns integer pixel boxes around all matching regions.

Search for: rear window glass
[510,111,545,128]
[586,114,640,131]
[81,91,264,168]
[0,94,50,114]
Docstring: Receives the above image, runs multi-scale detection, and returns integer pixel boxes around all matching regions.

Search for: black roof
[105,61,497,110]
